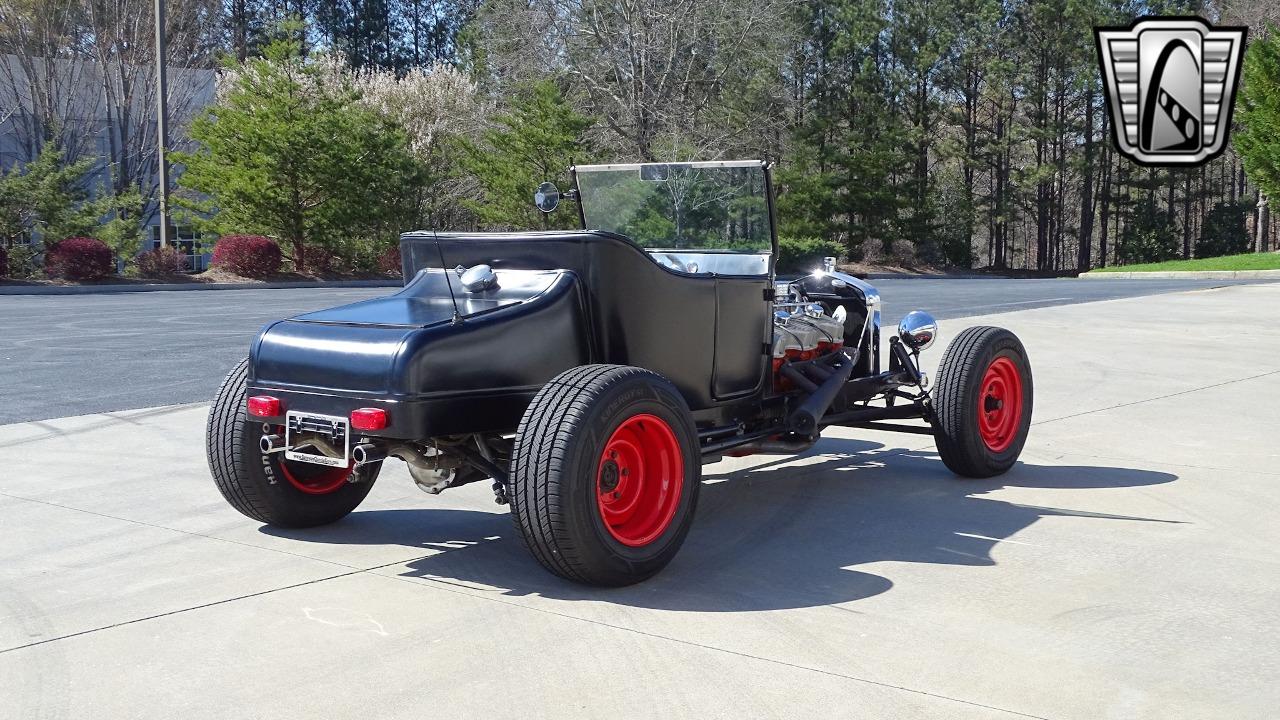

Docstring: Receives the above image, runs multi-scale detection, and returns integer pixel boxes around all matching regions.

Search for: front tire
[931,326,1033,478]
[510,365,701,586]
[206,359,380,528]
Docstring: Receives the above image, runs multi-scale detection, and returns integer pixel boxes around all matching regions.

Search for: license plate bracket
[284,411,350,467]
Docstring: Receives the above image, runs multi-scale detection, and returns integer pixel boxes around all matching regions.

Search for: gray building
[0,53,216,268]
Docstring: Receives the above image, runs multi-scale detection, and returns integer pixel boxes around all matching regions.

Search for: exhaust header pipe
[789,351,856,436]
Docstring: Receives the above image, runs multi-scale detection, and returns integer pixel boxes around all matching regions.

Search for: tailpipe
[352,443,387,466]
[260,434,286,454]
[789,351,856,436]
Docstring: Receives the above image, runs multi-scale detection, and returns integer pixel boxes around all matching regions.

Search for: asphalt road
[0,276,1272,424]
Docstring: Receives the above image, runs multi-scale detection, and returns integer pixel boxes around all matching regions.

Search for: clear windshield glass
[574,162,771,253]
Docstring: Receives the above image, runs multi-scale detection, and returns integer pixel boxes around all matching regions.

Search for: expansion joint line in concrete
[0,488,1051,719]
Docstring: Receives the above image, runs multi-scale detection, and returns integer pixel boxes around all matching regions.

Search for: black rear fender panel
[247,270,592,439]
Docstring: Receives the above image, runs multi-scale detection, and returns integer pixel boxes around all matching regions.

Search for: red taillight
[247,395,282,417]
[350,408,389,431]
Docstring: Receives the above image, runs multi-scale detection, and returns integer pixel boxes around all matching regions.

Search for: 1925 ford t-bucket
[207,161,1033,586]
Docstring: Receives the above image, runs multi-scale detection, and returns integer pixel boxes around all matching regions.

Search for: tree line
[2,0,1280,275]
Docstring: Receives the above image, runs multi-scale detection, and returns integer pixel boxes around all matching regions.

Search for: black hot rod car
[207,160,1033,586]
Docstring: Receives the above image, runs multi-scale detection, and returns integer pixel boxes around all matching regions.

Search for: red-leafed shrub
[294,245,335,273]
[377,245,402,275]
[135,245,190,277]
[45,237,115,280]
[212,235,282,278]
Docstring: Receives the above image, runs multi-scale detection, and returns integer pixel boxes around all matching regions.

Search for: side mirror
[534,182,560,213]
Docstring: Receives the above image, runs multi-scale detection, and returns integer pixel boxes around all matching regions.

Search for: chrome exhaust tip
[353,443,387,466]
[260,434,286,454]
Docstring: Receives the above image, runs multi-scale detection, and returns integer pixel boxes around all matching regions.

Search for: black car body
[208,160,1033,586]
[246,228,881,438]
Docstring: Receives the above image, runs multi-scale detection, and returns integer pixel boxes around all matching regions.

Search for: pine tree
[1116,197,1179,264]
[1197,201,1250,258]
[779,0,908,262]
[174,37,422,271]
[461,81,593,231]
[0,145,143,259]
[1236,26,1280,252]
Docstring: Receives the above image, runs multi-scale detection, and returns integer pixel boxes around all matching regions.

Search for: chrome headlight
[897,310,937,351]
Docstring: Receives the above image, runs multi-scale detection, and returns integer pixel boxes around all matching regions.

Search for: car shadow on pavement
[263,437,1180,612]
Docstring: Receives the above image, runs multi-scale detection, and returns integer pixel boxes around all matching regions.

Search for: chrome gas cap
[459,264,499,292]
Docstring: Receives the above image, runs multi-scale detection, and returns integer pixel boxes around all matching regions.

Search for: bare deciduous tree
[474,0,798,161]
[0,0,92,158]
[0,0,221,230]
[84,0,220,198]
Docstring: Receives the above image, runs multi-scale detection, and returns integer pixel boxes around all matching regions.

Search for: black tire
[510,365,701,586]
[931,326,1033,478]
[206,358,380,528]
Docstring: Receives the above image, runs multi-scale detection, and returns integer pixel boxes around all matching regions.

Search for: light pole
[154,0,170,249]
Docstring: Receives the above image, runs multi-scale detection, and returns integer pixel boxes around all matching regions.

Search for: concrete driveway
[2,283,1278,719]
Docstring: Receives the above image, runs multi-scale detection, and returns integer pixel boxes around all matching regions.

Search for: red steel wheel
[977,357,1023,453]
[595,413,684,547]
[932,326,1033,478]
[207,358,381,528]
[278,459,354,495]
[509,365,701,586]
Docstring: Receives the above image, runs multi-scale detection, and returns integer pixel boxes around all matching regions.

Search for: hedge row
[9,234,841,282]
[211,236,402,278]
[212,234,283,278]
[777,236,844,273]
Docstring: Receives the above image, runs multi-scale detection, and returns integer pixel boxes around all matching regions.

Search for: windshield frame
[569,160,778,271]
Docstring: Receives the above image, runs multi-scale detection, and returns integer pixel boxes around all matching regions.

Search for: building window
[147,225,207,271]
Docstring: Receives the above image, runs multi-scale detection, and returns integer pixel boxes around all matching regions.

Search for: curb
[858,272,1050,280]
[1079,269,1280,280]
[0,279,404,296]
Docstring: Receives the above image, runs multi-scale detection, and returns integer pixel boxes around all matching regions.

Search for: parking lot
[0,276,1270,424]
[2,281,1279,718]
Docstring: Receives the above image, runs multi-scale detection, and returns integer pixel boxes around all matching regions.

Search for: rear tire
[510,365,701,586]
[931,326,1033,478]
[206,359,380,528]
